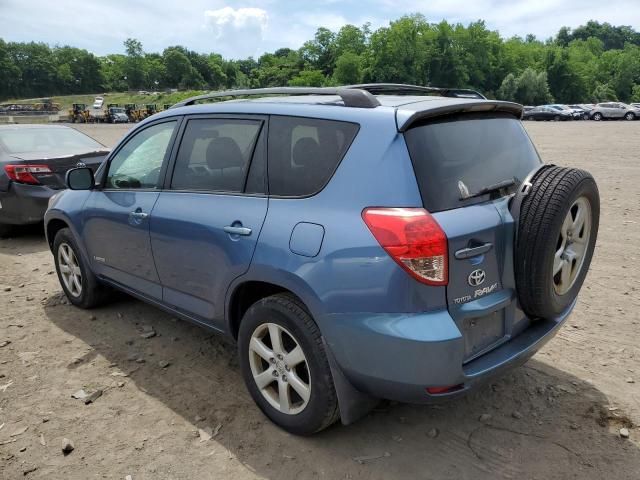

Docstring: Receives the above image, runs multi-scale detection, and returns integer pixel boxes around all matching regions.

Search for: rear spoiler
[396,101,523,132]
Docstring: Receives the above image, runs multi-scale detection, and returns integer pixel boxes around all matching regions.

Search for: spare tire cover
[515,166,600,319]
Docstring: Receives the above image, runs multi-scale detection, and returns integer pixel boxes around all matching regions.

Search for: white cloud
[203,7,268,57]
[1,0,640,58]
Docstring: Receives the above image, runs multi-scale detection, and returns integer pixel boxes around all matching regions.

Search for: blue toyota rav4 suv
[44,84,599,434]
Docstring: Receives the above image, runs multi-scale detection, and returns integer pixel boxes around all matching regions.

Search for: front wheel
[554,115,561,121]
[238,293,339,435]
[625,112,635,121]
[53,228,109,308]
[592,112,603,121]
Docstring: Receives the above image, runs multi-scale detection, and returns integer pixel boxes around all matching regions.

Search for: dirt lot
[1,121,639,479]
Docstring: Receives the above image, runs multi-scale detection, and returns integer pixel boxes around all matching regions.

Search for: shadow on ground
[0,224,49,256]
[44,292,639,480]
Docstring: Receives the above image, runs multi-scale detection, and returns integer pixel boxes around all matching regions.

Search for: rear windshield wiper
[459,177,517,201]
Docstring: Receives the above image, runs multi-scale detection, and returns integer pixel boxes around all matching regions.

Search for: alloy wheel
[58,242,82,297]
[248,322,311,415]
[553,197,592,295]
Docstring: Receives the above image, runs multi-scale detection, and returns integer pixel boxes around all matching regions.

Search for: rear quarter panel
[229,110,448,332]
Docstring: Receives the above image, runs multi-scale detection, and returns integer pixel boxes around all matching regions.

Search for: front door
[83,119,179,299]
[150,116,268,329]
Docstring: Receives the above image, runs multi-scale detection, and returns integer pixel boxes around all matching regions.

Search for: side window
[268,116,359,197]
[106,121,176,189]
[171,118,262,193]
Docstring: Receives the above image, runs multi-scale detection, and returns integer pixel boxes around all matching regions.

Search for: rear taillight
[362,207,448,285]
[3,164,52,185]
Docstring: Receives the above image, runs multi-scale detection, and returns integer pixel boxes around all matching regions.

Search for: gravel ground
[0,121,639,479]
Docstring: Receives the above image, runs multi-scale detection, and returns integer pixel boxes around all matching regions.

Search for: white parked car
[92,96,104,109]
[590,102,640,121]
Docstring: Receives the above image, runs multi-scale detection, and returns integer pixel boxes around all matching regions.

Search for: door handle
[455,242,493,259]
[224,225,252,236]
[130,210,149,220]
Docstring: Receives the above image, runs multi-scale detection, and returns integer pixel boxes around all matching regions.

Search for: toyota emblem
[468,269,486,287]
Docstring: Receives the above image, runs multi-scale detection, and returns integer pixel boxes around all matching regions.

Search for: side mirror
[66,167,94,190]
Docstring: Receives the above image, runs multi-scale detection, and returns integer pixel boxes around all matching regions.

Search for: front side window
[268,116,359,197]
[171,118,262,193]
[106,121,176,189]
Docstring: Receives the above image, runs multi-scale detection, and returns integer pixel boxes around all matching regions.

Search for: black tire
[625,112,635,121]
[592,112,603,121]
[553,115,560,121]
[238,293,339,435]
[53,228,110,309]
[515,167,599,319]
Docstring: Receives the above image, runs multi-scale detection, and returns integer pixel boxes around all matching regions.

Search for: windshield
[0,127,104,154]
[404,113,541,212]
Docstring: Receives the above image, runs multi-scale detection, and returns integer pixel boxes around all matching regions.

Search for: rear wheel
[515,167,599,319]
[53,228,109,308]
[238,293,339,435]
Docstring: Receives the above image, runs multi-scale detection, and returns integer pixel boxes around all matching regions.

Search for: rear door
[404,113,541,362]
[149,115,268,330]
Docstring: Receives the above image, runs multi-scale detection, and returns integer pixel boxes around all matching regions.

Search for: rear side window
[404,113,541,212]
[171,118,262,193]
[268,116,358,197]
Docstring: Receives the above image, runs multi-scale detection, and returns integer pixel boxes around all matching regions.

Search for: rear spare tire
[515,166,599,319]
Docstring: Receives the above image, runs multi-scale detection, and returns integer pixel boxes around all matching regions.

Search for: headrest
[206,137,244,169]
[292,137,320,167]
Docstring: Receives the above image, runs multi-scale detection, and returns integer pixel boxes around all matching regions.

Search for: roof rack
[345,83,486,99]
[171,87,381,109]
[171,84,487,110]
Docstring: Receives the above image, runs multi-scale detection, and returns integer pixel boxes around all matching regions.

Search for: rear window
[0,127,103,154]
[268,116,358,197]
[404,113,541,212]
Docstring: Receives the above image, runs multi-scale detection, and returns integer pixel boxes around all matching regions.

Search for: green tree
[591,82,618,102]
[334,24,368,57]
[163,48,192,87]
[123,38,145,89]
[497,73,518,101]
[288,69,326,87]
[333,52,362,84]
[300,27,336,75]
[0,39,21,99]
[516,68,552,105]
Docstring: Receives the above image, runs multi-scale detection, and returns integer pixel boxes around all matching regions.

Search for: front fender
[44,190,92,262]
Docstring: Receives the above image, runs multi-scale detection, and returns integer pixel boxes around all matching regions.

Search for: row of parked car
[523,102,640,121]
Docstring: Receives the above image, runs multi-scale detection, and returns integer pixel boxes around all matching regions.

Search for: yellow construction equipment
[34,99,61,112]
[69,103,89,123]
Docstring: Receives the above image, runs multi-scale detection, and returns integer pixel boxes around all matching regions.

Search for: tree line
[1,17,640,105]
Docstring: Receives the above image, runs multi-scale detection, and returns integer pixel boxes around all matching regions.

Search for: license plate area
[462,310,505,363]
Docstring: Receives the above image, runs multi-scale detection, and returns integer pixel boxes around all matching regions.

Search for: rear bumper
[0,182,55,225]
[321,305,572,404]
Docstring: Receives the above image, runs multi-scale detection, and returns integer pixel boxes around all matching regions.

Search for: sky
[0,0,639,59]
